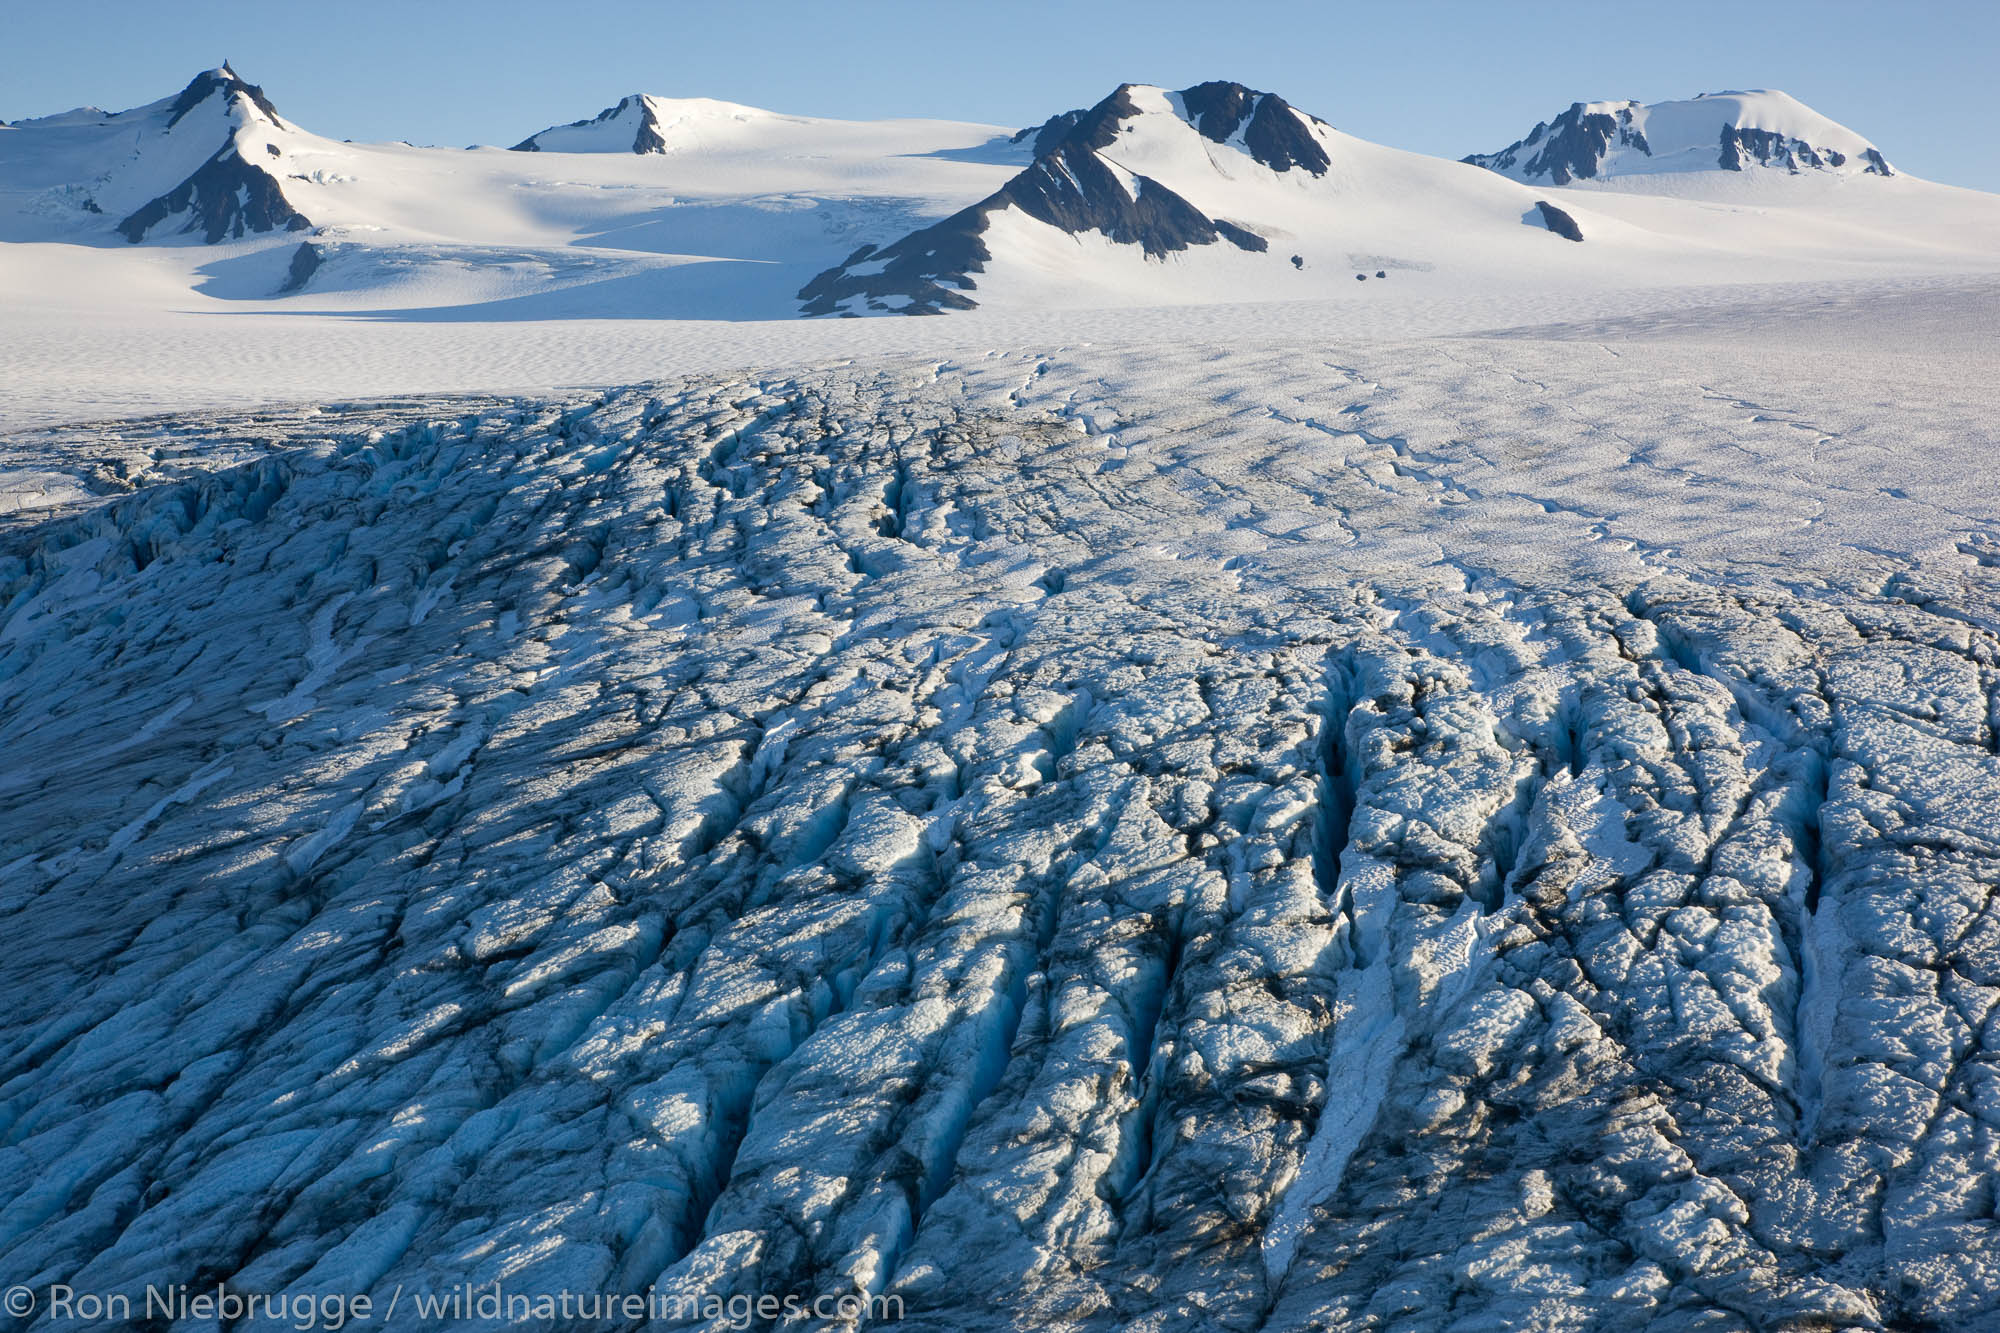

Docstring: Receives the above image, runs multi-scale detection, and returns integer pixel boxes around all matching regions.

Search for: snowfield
[3,280,2000,1330]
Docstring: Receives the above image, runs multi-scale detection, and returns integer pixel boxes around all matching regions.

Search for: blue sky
[7,0,1994,190]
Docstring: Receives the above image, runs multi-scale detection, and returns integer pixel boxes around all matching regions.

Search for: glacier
[3,319,1999,1330]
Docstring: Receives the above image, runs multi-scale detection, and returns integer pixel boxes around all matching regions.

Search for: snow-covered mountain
[5,64,312,244]
[1465,90,1894,185]
[799,80,1600,315]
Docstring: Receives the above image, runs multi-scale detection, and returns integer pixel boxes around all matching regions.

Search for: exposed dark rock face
[1007,140,1222,258]
[1712,125,1888,175]
[632,108,669,155]
[1464,102,1648,185]
[117,148,310,244]
[1535,200,1584,241]
[1017,85,1145,160]
[801,81,1322,315]
[1179,80,1332,175]
[1719,124,1857,173]
[1012,109,1072,156]
[1213,219,1267,252]
[1179,79,1256,142]
[280,241,322,292]
[798,233,982,316]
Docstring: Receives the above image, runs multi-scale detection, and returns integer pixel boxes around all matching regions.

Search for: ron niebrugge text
[7,1281,904,1327]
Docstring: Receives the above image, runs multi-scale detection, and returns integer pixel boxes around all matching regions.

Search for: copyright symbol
[3,1285,34,1316]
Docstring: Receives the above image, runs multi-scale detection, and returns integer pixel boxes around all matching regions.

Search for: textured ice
[2,331,1999,1331]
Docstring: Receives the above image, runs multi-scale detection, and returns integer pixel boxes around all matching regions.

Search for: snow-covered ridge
[1465,89,1893,184]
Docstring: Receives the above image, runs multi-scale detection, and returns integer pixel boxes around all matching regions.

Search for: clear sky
[6,0,1994,191]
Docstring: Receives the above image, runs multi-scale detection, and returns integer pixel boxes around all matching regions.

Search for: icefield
[4,296,2000,1330]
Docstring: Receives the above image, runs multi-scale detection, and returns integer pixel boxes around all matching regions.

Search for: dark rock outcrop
[1015,86,1145,160]
[280,241,323,292]
[1213,219,1267,252]
[1006,137,1223,258]
[1719,124,1856,173]
[1179,80,1332,175]
[632,108,669,155]
[1534,200,1584,241]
